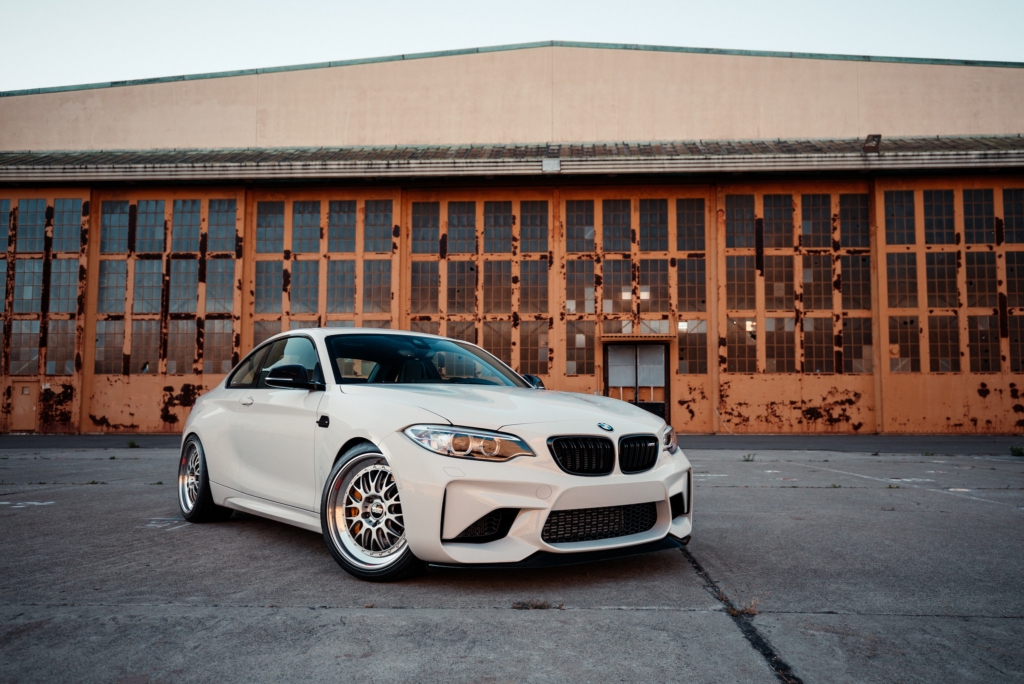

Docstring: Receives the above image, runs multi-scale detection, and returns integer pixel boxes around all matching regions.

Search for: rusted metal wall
[1,177,1022,434]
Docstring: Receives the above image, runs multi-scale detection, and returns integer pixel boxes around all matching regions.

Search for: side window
[228,346,269,388]
[258,336,322,388]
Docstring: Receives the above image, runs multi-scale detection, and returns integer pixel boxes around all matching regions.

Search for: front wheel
[321,442,425,582]
[178,435,233,522]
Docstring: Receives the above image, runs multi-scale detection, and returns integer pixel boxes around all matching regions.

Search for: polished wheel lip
[178,442,201,514]
[326,455,408,569]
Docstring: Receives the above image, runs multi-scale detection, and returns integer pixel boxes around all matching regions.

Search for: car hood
[338,384,665,432]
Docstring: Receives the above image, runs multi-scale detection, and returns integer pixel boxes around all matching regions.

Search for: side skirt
[210,482,322,533]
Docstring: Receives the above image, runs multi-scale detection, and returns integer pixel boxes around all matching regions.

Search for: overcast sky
[2,0,1023,92]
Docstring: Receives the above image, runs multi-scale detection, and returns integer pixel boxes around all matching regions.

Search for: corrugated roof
[0,136,1021,181]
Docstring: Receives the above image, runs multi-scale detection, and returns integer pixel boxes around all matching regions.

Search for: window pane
[726,318,757,373]
[965,252,997,307]
[801,194,831,248]
[483,201,512,253]
[888,316,920,372]
[130,320,159,374]
[409,321,439,335]
[206,259,234,313]
[0,200,7,245]
[97,260,127,313]
[446,261,476,314]
[482,321,512,366]
[1010,316,1024,372]
[841,255,871,310]
[326,320,356,328]
[101,201,130,253]
[411,202,440,254]
[49,258,79,313]
[886,253,918,308]
[1003,189,1024,244]
[565,320,594,375]
[520,320,549,375]
[677,320,707,374]
[840,194,869,248]
[928,315,960,372]
[169,259,198,313]
[677,259,706,312]
[363,259,391,313]
[884,191,916,245]
[804,317,834,373]
[963,189,995,245]
[328,200,356,252]
[255,261,282,314]
[203,319,233,374]
[253,320,281,347]
[132,260,163,314]
[764,256,793,311]
[0,260,5,312]
[923,190,955,244]
[968,315,1000,372]
[726,256,755,310]
[803,255,832,311]
[208,199,237,252]
[483,261,512,313]
[565,260,594,314]
[923,252,956,308]
[677,198,705,251]
[364,200,392,253]
[520,260,548,314]
[565,200,594,252]
[13,259,43,313]
[10,320,40,375]
[842,317,873,373]
[725,195,755,248]
[17,199,46,253]
[167,320,196,374]
[446,321,476,344]
[763,194,793,248]
[292,201,321,254]
[1008,252,1024,307]
[639,259,669,312]
[520,201,548,253]
[136,200,165,253]
[326,260,355,313]
[53,199,82,253]
[447,202,476,254]
[172,199,201,252]
[639,199,668,251]
[602,199,630,252]
[765,317,796,373]
[290,320,319,330]
[256,202,284,253]
[45,319,76,375]
[602,259,631,313]
[94,320,125,374]
[410,261,439,314]
[291,260,319,313]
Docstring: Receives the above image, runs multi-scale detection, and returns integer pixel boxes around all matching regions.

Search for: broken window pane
[923,252,956,308]
[169,259,198,314]
[565,200,594,253]
[928,315,960,373]
[763,194,793,248]
[842,317,873,373]
[446,261,476,314]
[49,258,78,313]
[565,260,594,314]
[839,194,869,248]
[726,317,757,373]
[565,320,594,375]
[10,320,39,375]
[255,261,283,314]
[256,202,284,253]
[364,200,392,253]
[677,259,706,312]
[291,260,319,314]
[484,201,513,253]
[17,199,46,253]
[639,259,669,313]
[677,198,706,251]
[764,256,793,311]
[965,251,997,307]
[97,260,127,314]
[520,320,549,375]
[520,201,548,253]
[136,200,165,253]
[53,198,82,253]
[923,190,955,245]
[410,261,439,314]
[725,195,755,248]
[46,319,75,375]
[639,199,668,251]
[208,199,236,252]
[130,320,159,374]
[602,259,632,313]
[884,191,915,245]
[888,316,920,372]
[167,320,195,374]
[292,201,321,254]
[602,199,630,252]
[101,201,130,253]
[172,199,201,252]
[520,259,549,314]
[411,202,440,254]
[94,320,124,374]
[841,255,871,310]
[765,317,796,373]
[968,315,1000,372]
[886,253,918,308]
[328,201,356,252]
[13,258,43,313]
[804,317,834,373]
[362,259,391,313]
[963,189,995,245]
[677,319,707,374]
[326,260,355,313]
[482,321,512,365]
[726,255,755,310]
[253,320,280,347]
[206,258,234,313]
[483,260,512,313]
[1003,189,1024,244]
[447,201,476,254]
[803,255,832,311]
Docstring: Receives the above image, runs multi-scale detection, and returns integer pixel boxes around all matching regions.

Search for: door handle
[317,415,330,428]
[241,397,254,406]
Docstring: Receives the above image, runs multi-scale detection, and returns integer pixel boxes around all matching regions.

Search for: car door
[236,335,325,510]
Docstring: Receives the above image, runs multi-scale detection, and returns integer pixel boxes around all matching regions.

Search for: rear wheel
[177,435,233,522]
[321,442,425,582]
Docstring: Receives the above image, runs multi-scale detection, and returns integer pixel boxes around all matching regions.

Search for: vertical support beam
[710,185,724,433]
[78,190,102,432]
[868,179,886,433]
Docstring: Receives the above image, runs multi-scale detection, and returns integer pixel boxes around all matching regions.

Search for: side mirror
[522,374,546,390]
[265,364,324,391]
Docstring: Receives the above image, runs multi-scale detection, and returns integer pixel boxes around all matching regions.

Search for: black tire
[320,442,425,582]
[178,435,233,523]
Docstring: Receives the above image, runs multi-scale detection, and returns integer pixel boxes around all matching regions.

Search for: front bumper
[379,420,693,565]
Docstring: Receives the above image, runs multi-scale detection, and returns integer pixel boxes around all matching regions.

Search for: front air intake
[445,508,519,544]
[618,434,659,474]
[541,502,658,544]
[547,436,615,475]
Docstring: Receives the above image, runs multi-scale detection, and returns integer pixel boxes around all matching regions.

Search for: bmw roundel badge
[597,423,614,432]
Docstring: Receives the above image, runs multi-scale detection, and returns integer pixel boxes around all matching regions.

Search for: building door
[11,381,39,431]
[604,344,668,419]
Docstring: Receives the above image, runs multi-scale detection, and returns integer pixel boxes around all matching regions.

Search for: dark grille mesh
[455,510,503,539]
[548,436,615,475]
[618,435,659,473]
[541,502,658,544]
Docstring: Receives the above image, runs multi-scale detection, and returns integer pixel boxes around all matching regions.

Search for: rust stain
[160,383,202,425]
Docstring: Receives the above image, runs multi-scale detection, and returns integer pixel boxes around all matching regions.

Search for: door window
[258,336,323,387]
[228,345,269,388]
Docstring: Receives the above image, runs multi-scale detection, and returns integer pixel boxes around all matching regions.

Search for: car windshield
[325,334,527,387]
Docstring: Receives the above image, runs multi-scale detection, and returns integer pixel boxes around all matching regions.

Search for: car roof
[263,327,450,344]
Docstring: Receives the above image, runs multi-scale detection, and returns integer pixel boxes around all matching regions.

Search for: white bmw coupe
[178,329,693,581]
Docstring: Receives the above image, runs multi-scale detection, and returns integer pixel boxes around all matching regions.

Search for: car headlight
[403,425,535,462]
[662,425,678,454]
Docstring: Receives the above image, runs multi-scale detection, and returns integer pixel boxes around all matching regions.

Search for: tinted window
[228,346,270,388]
[258,336,322,388]
[325,334,526,387]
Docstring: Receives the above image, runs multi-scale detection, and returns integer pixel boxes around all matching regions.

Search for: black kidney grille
[618,435,659,473]
[548,436,615,475]
[541,502,658,544]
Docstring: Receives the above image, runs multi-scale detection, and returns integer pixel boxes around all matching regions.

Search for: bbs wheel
[177,435,233,523]
[321,442,425,582]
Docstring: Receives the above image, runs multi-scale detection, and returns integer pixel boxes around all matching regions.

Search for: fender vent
[541,502,658,544]
[618,435,659,473]
[547,436,615,475]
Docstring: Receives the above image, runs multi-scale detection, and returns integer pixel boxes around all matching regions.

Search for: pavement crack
[681,548,804,684]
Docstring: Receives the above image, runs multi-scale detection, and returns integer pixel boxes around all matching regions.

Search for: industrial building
[0,41,1022,433]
